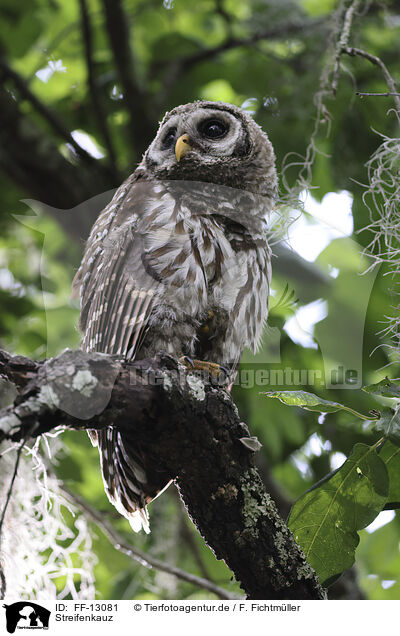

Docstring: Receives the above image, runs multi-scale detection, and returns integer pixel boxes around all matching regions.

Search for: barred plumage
[73,101,277,532]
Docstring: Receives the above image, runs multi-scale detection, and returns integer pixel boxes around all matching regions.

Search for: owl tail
[89,427,170,533]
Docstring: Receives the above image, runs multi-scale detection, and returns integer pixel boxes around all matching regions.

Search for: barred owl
[73,101,277,532]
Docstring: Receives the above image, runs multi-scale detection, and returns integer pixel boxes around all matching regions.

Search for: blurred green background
[0,0,400,600]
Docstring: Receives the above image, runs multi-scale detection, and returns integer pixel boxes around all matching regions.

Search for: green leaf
[263,390,374,420]
[288,443,388,585]
[363,377,400,399]
[372,407,400,446]
[379,441,400,509]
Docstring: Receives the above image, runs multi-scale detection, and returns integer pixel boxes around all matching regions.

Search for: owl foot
[179,356,230,385]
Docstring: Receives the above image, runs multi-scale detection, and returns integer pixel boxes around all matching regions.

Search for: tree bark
[0,348,325,600]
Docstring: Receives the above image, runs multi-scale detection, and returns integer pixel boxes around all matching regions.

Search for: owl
[73,100,277,532]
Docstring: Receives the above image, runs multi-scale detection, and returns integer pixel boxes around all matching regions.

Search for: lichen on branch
[0,348,325,600]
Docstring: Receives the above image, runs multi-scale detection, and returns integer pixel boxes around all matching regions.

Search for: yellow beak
[175,134,191,162]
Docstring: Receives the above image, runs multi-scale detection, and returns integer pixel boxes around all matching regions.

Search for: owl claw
[179,355,195,369]
[179,356,230,384]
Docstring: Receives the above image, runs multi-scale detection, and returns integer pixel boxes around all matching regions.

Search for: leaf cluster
[264,380,400,586]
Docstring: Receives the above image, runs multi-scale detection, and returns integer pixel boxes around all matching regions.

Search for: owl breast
[137,185,271,368]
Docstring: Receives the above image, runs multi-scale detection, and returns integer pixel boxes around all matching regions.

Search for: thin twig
[60,485,240,600]
[343,46,400,111]
[0,440,25,599]
[79,0,119,180]
[356,91,400,98]
[177,18,326,71]
[0,442,25,533]
[155,17,327,106]
[331,0,361,96]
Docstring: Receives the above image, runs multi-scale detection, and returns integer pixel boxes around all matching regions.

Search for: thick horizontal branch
[0,348,325,600]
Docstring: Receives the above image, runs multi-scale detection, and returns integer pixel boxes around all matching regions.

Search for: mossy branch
[0,348,325,600]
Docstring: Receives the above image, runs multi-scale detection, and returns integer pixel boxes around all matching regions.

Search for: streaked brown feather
[74,100,277,534]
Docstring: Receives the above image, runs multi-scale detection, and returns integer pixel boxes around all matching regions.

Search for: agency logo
[3,602,50,633]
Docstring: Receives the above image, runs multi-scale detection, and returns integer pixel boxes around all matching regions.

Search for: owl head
[139,101,277,202]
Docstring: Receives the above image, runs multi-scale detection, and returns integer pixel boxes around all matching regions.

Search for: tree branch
[342,46,400,111]
[0,440,24,599]
[0,349,41,391]
[101,0,154,157]
[0,86,113,240]
[173,18,327,71]
[331,0,361,97]
[0,348,325,600]
[60,485,237,600]
[0,57,112,175]
[79,0,119,179]
[214,0,234,38]
[356,91,400,98]
[155,17,327,104]
[178,503,213,581]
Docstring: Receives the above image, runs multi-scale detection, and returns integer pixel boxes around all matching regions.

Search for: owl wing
[73,176,160,359]
[73,177,169,533]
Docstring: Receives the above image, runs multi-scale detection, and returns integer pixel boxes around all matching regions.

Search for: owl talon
[179,355,195,369]
[179,357,230,384]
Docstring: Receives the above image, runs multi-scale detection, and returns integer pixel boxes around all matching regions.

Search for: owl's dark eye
[199,118,228,139]
[162,128,177,148]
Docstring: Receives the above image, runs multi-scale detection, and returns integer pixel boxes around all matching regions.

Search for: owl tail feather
[109,491,150,535]
[89,427,170,534]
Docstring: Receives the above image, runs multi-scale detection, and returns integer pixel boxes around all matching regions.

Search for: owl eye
[162,128,177,148]
[199,118,228,139]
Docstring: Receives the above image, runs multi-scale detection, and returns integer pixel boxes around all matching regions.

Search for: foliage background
[0,0,399,600]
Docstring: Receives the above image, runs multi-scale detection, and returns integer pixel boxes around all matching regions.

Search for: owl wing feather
[73,177,159,359]
[73,177,170,533]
